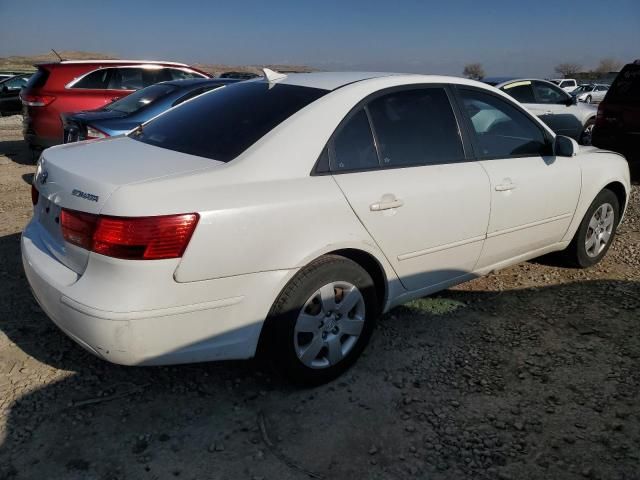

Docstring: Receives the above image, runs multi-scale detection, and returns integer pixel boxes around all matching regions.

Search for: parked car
[551,78,578,92]
[61,78,237,142]
[486,78,598,145]
[593,59,640,162]
[23,72,630,384]
[0,74,31,116]
[219,71,260,80]
[571,84,609,103]
[20,60,210,149]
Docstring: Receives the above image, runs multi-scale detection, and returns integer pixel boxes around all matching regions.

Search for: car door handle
[495,183,516,192]
[370,197,404,211]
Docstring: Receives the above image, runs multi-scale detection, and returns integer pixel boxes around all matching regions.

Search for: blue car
[61,78,238,143]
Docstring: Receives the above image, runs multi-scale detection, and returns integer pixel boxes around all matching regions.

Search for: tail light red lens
[21,94,56,107]
[86,126,109,139]
[60,210,199,260]
[31,184,39,205]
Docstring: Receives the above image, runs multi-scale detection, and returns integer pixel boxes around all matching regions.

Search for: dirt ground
[0,114,638,480]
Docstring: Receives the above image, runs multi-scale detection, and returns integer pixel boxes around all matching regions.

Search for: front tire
[580,118,595,145]
[267,255,378,385]
[563,189,619,268]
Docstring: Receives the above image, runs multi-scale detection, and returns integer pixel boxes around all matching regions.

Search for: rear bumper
[21,219,293,366]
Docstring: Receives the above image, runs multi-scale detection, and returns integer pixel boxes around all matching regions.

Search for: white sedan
[23,71,630,384]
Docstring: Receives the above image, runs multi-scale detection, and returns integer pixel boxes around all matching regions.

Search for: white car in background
[486,78,598,145]
[571,83,609,103]
[551,78,578,92]
[23,71,630,384]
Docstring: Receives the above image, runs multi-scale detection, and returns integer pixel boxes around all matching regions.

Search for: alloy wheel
[585,203,614,258]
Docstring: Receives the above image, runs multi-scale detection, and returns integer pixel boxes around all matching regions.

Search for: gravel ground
[0,114,639,480]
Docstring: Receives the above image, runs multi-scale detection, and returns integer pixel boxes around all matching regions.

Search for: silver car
[571,84,609,104]
[485,78,598,145]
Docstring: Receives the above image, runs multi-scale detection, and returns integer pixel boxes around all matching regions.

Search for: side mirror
[565,95,577,106]
[554,135,579,157]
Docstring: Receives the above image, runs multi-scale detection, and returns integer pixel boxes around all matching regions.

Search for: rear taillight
[20,94,56,107]
[31,184,39,206]
[60,209,199,260]
[86,125,108,139]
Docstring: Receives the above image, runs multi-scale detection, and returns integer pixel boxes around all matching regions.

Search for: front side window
[132,82,327,162]
[72,69,111,89]
[367,88,464,167]
[533,81,570,104]
[502,81,536,103]
[330,109,378,171]
[459,89,548,158]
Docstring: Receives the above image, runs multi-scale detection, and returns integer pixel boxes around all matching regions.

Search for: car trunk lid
[32,136,221,274]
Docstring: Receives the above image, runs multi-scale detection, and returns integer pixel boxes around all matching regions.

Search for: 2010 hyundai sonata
[23,70,630,384]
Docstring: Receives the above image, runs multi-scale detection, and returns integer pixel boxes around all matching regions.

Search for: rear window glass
[105,83,177,114]
[132,82,327,162]
[608,65,640,102]
[24,68,49,90]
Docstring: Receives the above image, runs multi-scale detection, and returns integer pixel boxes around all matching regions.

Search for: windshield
[572,85,593,94]
[105,83,177,114]
[131,82,328,162]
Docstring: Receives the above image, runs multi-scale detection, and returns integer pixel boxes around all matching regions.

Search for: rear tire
[562,189,619,268]
[266,255,378,386]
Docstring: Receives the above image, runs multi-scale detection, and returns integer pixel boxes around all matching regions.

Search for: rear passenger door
[330,87,491,291]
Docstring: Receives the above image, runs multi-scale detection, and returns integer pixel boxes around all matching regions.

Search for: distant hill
[0,51,117,72]
[0,51,314,76]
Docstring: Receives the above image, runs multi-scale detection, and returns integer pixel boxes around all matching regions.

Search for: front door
[456,87,581,269]
[329,87,491,291]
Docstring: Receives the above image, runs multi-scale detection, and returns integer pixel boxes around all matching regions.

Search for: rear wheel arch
[255,249,388,359]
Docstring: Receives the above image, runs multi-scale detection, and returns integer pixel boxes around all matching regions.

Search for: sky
[0,0,638,77]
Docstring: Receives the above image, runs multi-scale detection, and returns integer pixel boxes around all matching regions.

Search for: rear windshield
[131,82,328,162]
[608,64,640,102]
[105,83,177,114]
[24,68,49,90]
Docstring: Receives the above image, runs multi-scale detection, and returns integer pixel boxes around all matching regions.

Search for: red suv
[21,60,210,149]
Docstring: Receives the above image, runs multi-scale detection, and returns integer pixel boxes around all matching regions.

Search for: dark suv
[20,60,210,149]
[592,60,640,163]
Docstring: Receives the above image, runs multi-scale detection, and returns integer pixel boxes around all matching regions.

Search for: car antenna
[51,49,65,62]
[262,68,287,83]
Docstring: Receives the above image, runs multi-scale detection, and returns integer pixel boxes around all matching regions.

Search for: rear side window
[330,109,378,171]
[608,64,640,102]
[24,69,49,90]
[501,81,535,103]
[72,69,111,89]
[367,88,464,167]
[169,69,204,80]
[132,82,327,162]
[459,89,548,158]
[105,83,177,114]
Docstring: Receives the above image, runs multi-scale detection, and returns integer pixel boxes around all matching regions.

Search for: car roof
[264,72,400,90]
[37,60,191,68]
